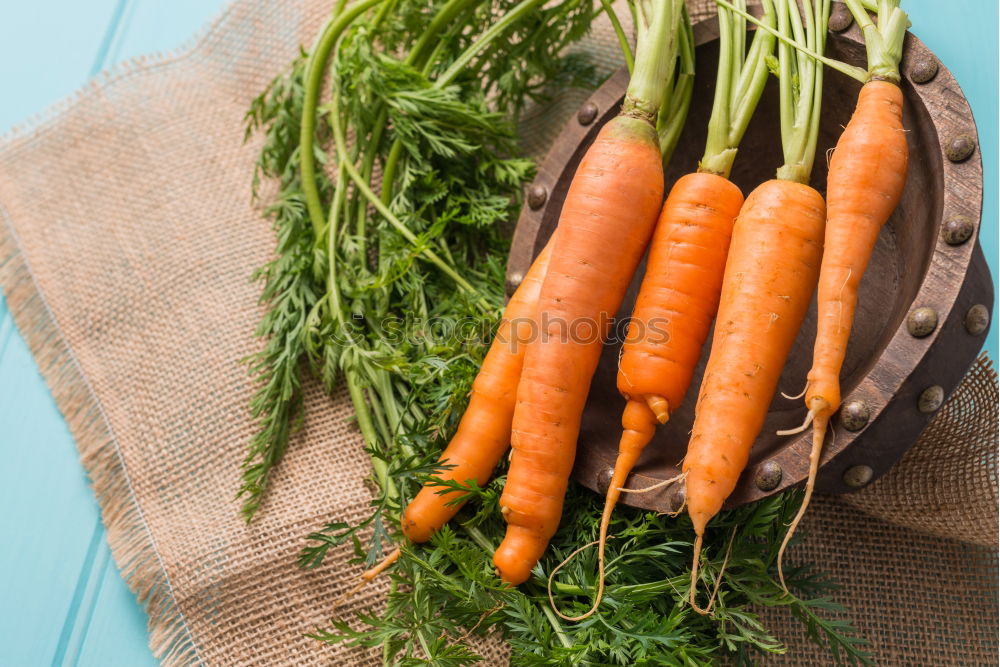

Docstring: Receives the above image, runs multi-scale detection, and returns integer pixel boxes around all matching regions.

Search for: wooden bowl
[506,11,994,512]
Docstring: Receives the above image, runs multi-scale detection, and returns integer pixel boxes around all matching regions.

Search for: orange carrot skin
[618,172,744,411]
[494,115,664,585]
[806,80,908,417]
[401,241,553,543]
[684,180,825,535]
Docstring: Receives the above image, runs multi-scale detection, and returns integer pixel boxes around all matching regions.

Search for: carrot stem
[601,0,634,74]
[701,0,776,178]
[712,0,868,83]
[626,0,686,119]
[656,7,695,161]
[844,0,909,82]
[301,0,386,236]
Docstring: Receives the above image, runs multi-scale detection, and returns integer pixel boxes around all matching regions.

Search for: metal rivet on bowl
[964,304,990,336]
[918,385,945,414]
[668,485,685,513]
[828,2,853,31]
[754,460,783,491]
[839,399,871,432]
[941,215,975,245]
[945,133,976,163]
[596,467,614,495]
[577,102,599,126]
[505,271,524,297]
[527,184,548,210]
[843,465,874,488]
[909,58,939,84]
[907,307,938,338]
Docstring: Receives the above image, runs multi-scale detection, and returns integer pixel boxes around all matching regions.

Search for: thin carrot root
[777,404,829,594]
[689,526,737,615]
[619,471,686,495]
[776,408,816,436]
[333,546,402,609]
[780,383,808,400]
[547,539,604,621]
[644,394,670,423]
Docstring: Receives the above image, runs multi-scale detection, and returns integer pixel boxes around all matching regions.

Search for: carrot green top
[772,0,828,185]
[845,0,911,83]
[700,0,776,178]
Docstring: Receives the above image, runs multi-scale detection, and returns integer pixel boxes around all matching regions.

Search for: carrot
[401,239,553,543]
[344,241,554,599]
[777,0,910,591]
[542,0,780,620]
[493,0,690,586]
[683,0,830,613]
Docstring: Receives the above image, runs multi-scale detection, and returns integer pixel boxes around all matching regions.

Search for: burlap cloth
[0,1,995,664]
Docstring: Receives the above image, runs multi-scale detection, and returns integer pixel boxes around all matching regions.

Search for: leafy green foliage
[247,0,871,664]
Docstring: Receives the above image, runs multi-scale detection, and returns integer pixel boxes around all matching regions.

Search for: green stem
[601,0,634,73]
[625,0,684,119]
[700,0,775,178]
[540,604,573,649]
[656,6,694,162]
[772,0,827,184]
[713,0,867,83]
[300,0,385,236]
[346,370,395,498]
[844,0,909,83]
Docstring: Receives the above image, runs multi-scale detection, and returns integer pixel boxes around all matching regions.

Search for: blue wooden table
[0,1,995,664]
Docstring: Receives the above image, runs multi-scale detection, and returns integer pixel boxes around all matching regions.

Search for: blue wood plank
[0,300,109,665]
[0,1,122,133]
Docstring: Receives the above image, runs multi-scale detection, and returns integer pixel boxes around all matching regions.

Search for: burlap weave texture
[0,1,995,665]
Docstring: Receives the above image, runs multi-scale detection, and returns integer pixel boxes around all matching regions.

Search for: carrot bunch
[553,0,777,620]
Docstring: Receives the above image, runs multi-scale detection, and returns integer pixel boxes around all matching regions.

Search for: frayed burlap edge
[0,206,203,666]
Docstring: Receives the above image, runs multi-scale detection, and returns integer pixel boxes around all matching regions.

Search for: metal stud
[907,307,938,338]
[668,485,686,513]
[505,271,524,297]
[839,399,871,432]
[527,184,548,210]
[596,467,614,495]
[909,58,939,84]
[754,461,783,491]
[828,2,853,31]
[843,465,874,488]
[945,133,976,163]
[964,304,989,336]
[918,385,945,414]
[577,102,599,126]
[941,215,974,245]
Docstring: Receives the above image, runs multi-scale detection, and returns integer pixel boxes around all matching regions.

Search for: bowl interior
[528,31,943,504]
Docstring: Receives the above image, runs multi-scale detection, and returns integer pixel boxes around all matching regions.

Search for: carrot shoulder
[401,240,553,543]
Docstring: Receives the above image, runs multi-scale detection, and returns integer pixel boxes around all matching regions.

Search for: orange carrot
[494,115,665,585]
[401,240,553,543]
[684,179,825,539]
[683,0,829,613]
[778,0,910,590]
[493,0,689,586]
